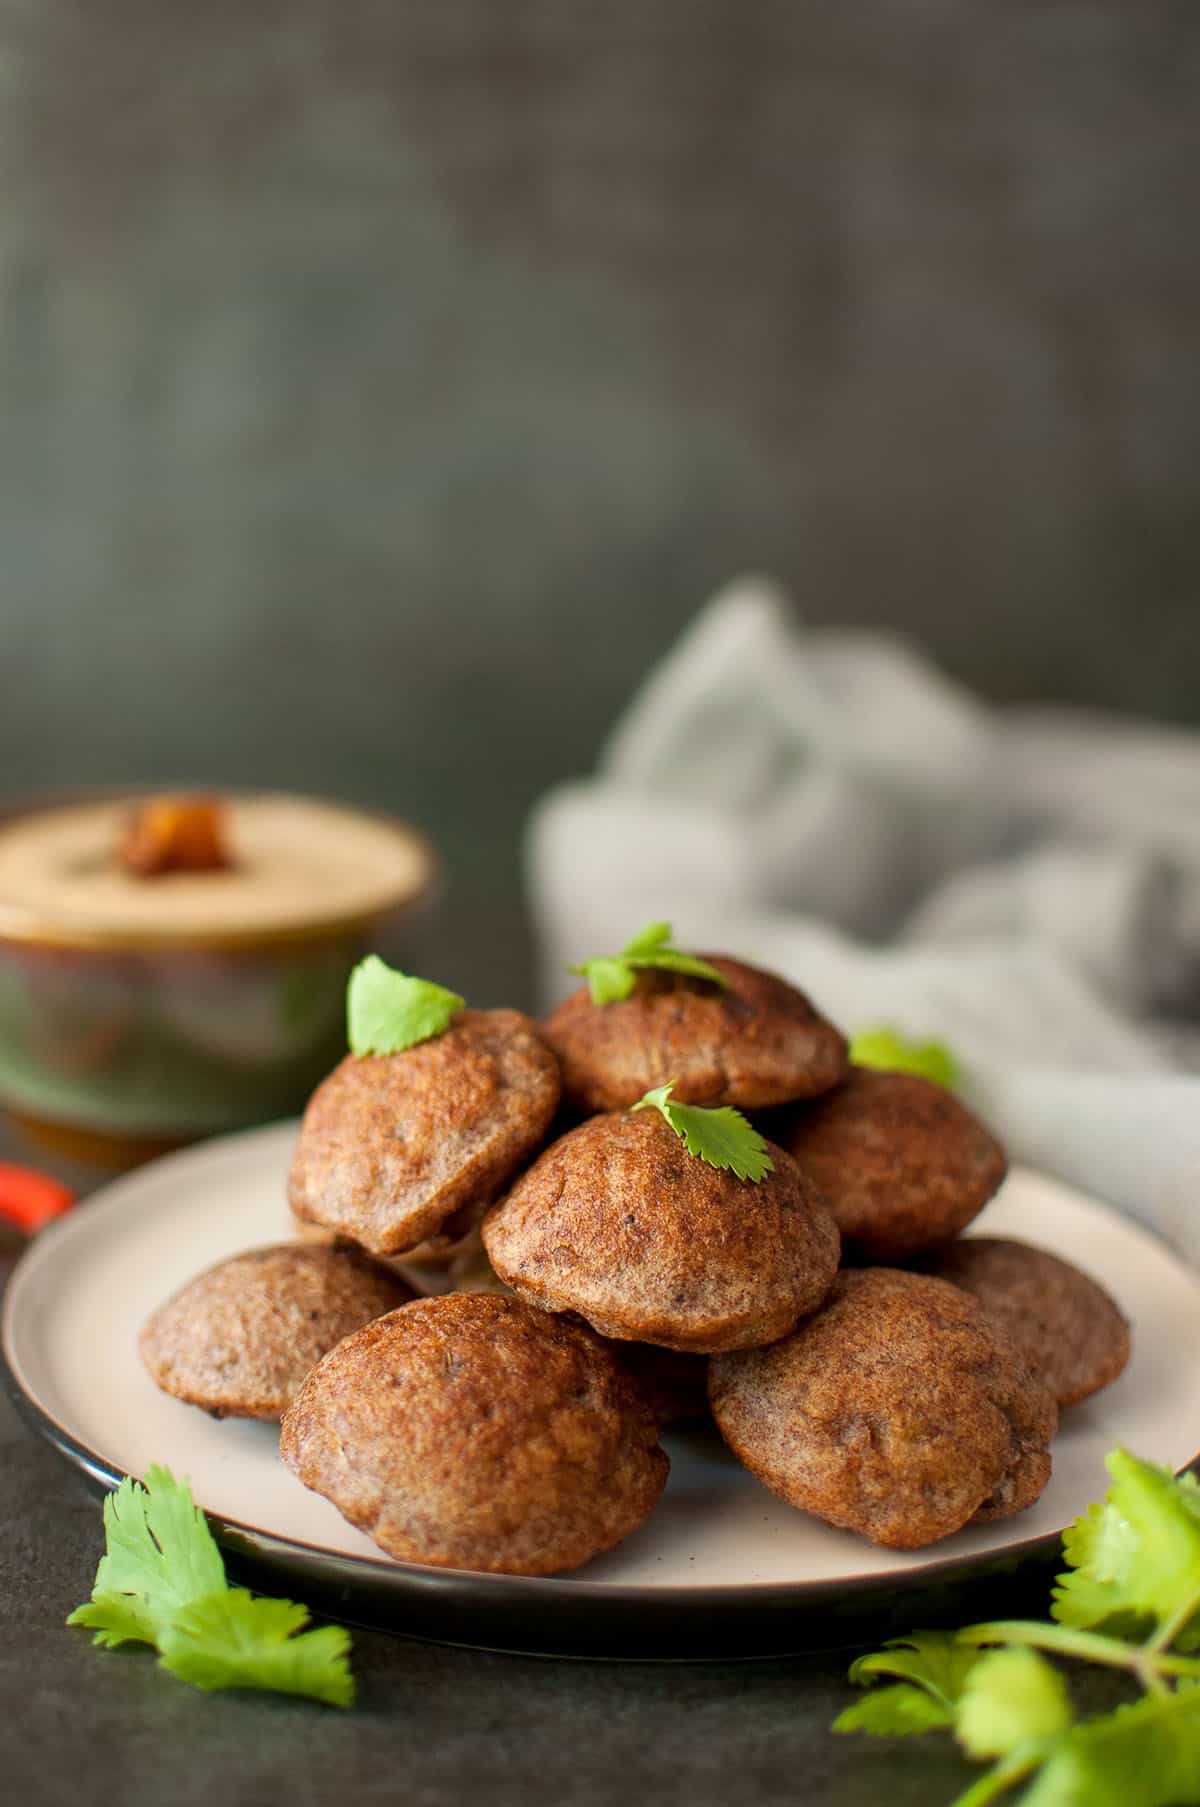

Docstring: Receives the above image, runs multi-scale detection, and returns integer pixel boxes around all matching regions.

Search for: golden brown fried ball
[139,1244,414,1420]
[288,1009,560,1257]
[482,1109,840,1354]
[708,1268,1057,1549]
[542,957,848,1114]
[773,1067,1007,1262]
[921,1236,1130,1409]
[280,1293,668,1575]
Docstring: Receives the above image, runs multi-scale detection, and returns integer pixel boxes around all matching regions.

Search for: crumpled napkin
[527,579,1200,1261]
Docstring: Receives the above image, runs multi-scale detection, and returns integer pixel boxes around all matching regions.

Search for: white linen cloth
[527,578,1200,1262]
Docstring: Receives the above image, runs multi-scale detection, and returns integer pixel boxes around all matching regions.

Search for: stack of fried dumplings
[141,955,1130,1575]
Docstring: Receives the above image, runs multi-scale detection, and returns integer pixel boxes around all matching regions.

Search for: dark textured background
[2,2,1198,1008]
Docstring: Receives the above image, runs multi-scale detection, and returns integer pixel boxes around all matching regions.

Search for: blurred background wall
[1,2,1197,1005]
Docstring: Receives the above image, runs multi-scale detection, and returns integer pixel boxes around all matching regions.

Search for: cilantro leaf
[632,1081,774,1182]
[834,1632,980,1737]
[621,921,674,959]
[850,1631,981,1706]
[578,956,638,1005]
[69,1467,355,1709]
[67,1592,158,1652]
[848,1026,959,1091]
[346,955,464,1057]
[159,1589,354,1709]
[955,1649,1073,1761]
[568,922,726,1005]
[1053,1450,1200,1648]
[643,950,730,980]
[1020,1685,1200,1807]
[833,1683,956,1737]
[66,1465,225,1648]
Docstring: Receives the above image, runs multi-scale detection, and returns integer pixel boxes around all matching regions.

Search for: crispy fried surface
[288,1009,561,1256]
[774,1067,1007,1261]
[542,957,848,1113]
[923,1236,1131,1409]
[482,1109,841,1354]
[280,1293,668,1575]
[139,1243,413,1420]
[709,1268,1056,1549]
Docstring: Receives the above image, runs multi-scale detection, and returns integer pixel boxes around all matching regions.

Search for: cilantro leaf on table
[346,955,465,1056]
[632,1081,774,1182]
[1052,1450,1200,1648]
[1020,1685,1200,1807]
[848,1025,959,1091]
[67,1464,225,1647]
[835,1448,1200,1807]
[833,1631,979,1735]
[955,1649,1072,1761]
[833,1683,957,1737]
[69,1468,353,1708]
[159,1590,354,1709]
[568,922,725,1005]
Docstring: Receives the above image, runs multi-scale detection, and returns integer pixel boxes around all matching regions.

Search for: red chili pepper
[0,1163,77,1234]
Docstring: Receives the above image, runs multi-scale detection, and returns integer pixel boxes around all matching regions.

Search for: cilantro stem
[962,1621,1137,1666]
[1143,1584,1200,1658]
[1140,1652,1200,1679]
[962,1621,1200,1689]
[948,1747,1044,1807]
